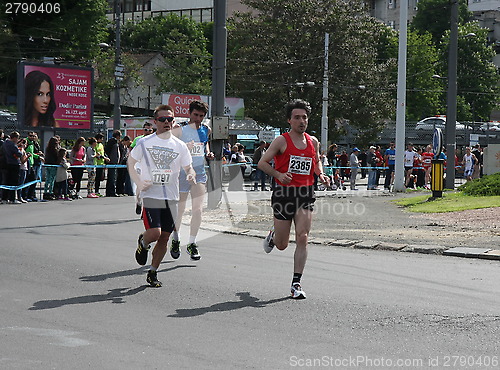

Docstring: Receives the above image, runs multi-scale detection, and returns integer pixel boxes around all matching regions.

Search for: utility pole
[207,0,228,209]
[445,0,459,189]
[393,0,408,192]
[113,0,123,132]
[321,33,329,154]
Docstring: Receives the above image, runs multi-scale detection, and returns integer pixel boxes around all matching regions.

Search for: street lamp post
[113,0,123,132]
[445,0,459,189]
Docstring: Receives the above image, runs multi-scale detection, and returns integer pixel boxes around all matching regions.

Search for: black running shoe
[187,243,201,261]
[135,202,142,215]
[170,239,181,259]
[146,270,162,287]
[135,233,149,266]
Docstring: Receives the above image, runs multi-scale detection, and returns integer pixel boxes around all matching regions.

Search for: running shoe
[135,202,142,215]
[263,227,275,253]
[135,233,149,266]
[170,239,181,259]
[290,283,306,300]
[187,243,201,261]
[146,270,162,287]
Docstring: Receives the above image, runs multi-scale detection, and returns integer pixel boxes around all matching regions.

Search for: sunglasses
[156,116,174,123]
[144,128,153,132]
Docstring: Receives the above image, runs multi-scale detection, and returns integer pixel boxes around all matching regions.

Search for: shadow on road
[79,261,195,282]
[168,292,289,318]
[29,286,148,310]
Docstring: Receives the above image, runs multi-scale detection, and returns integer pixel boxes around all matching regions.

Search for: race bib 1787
[151,169,173,185]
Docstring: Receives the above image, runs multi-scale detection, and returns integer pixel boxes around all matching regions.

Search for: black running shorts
[142,198,178,233]
[271,185,316,221]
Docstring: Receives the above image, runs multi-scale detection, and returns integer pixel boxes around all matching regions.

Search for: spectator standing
[94,133,107,197]
[69,137,86,198]
[16,138,30,203]
[358,149,367,179]
[384,141,396,190]
[326,143,338,167]
[252,141,267,191]
[85,137,99,198]
[349,148,360,190]
[404,143,419,188]
[421,145,434,189]
[2,132,23,204]
[228,144,245,191]
[105,130,121,197]
[471,144,482,179]
[338,150,349,181]
[374,145,384,186]
[25,132,44,201]
[55,148,71,200]
[366,146,379,190]
[43,136,60,200]
[117,135,133,196]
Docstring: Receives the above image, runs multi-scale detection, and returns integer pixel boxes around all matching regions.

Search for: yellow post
[431,159,444,197]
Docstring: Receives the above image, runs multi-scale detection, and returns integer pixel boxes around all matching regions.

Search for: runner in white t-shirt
[128,104,196,287]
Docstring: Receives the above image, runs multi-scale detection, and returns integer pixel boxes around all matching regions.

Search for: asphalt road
[1,198,499,369]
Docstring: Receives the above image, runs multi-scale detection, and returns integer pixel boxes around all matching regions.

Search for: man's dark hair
[143,122,153,128]
[95,133,104,140]
[112,130,121,139]
[189,100,209,114]
[285,99,311,120]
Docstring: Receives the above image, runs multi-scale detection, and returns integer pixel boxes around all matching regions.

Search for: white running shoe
[291,283,306,299]
[263,227,275,253]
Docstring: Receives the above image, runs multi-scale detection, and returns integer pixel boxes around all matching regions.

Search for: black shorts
[271,185,316,221]
[142,198,178,233]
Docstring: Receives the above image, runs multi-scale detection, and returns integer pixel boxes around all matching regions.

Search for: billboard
[161,93,244,120]
[17,62,94,130]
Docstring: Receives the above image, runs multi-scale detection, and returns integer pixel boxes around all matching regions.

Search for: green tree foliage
[440,25,499,122]
[1,0,109,99]
[410,0,472,44]
[227,0,396,142]
[121,14,212,95]
[411,0,498,122]
[406,31,444,121]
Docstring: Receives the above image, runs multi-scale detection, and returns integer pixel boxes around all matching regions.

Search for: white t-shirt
[130,133,192,201]
[404,150,419,167]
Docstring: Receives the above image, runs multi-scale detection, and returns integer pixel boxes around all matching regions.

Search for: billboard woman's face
[34,81,51,114]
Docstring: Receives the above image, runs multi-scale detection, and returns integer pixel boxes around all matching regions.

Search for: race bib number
[288,155,312,175]
[151,169,172,185]
[189,142,204,157]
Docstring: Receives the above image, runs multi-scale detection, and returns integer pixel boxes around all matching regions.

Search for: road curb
[200,224,500,261]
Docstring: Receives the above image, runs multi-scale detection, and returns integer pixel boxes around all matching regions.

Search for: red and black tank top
[274,132,316,187]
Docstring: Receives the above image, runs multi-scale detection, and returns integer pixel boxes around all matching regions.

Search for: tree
[227,0,396,143]
[442,24,499,122]
[0,0,109,103]
[121,14,212,96]
[405,30,444,121]
[411,0,472,44]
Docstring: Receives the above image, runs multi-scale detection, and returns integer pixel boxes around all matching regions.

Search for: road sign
[432,128,443,156]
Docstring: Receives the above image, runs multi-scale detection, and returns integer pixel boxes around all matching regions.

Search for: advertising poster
[17,62,94,130]
[161,93,245,120]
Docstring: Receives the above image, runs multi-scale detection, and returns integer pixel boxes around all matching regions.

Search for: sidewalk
[197,178,500,261]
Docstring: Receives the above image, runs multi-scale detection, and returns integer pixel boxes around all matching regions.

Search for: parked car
[223,155,255,179]
[415,116,470,132]
[479,122,500,132]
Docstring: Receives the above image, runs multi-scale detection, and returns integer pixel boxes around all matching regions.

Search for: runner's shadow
[168,292,289,318]
[29,286,147,311]
[79,261,195,282]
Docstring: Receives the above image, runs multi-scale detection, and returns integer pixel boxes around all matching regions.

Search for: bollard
[431,159,444,198]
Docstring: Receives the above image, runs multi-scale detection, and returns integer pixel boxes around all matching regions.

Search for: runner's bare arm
[127,155,152,192]
[183,164,197,184]
[258,136,292,184]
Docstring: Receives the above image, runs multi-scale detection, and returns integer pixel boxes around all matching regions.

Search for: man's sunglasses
[156,116,174,123]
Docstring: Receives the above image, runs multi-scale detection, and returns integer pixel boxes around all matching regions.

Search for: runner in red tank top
[258,99,330,299]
